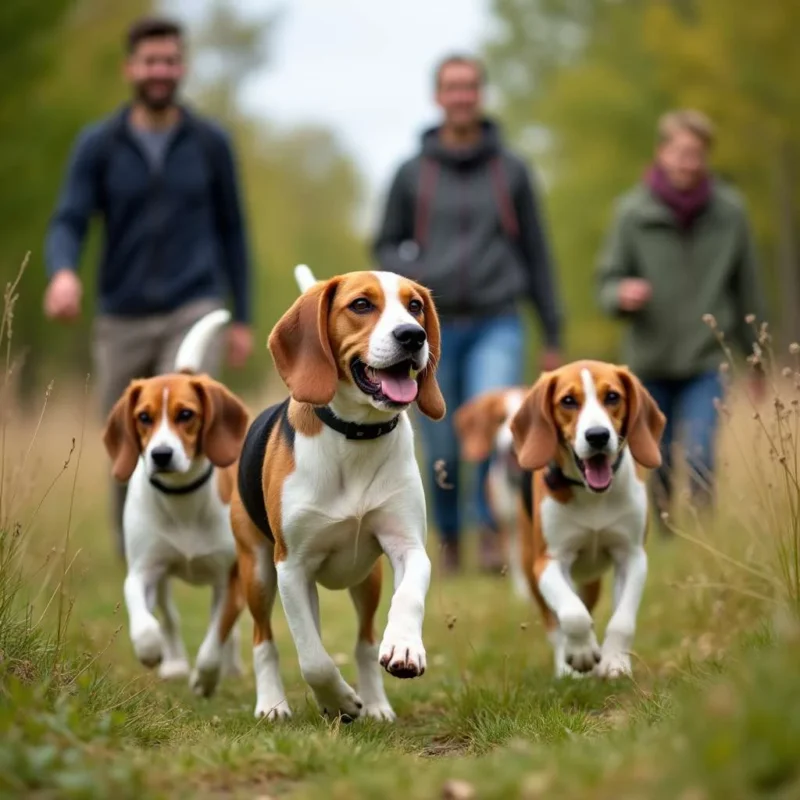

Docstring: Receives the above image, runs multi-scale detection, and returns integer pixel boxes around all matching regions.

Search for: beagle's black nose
[393,324,426,353]
[151,446,174,469]
[585,427,611,450]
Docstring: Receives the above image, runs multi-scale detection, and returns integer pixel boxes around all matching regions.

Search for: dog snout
[584,427,611,450]
[150,445,174,470]
[392,324,426,353]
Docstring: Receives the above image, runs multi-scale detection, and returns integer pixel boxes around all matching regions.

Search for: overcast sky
[178,0,491,228]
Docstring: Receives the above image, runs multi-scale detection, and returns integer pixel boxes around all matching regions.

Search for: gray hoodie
[372,119,562,346]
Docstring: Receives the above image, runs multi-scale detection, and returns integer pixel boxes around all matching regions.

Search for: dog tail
[294,263,317,294]
[174,308,231,374]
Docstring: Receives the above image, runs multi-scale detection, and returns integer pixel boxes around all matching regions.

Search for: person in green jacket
[596,109,767,525]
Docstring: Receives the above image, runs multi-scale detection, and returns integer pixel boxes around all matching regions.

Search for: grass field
[2,293,800,798]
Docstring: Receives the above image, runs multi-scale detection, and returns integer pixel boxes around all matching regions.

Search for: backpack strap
[488,155,520,240]
[414,156,440,248]
[414,154,520,249]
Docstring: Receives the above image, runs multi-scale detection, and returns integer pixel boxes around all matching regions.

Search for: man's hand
[541,347,562,373]
[226,323,254,368]
[618,278,652,312]
[44,269,82,322]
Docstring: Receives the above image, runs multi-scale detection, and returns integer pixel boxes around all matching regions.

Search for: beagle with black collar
[102,310,250,697]
[509,361,666,679]
[223,266,445,722]
[454,387,528,596]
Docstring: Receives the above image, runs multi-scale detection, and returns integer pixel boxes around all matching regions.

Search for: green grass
[2,274,800,797]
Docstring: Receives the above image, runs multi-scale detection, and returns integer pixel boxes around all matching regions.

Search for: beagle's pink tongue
[378,371,419,403]
[585,455,612,490]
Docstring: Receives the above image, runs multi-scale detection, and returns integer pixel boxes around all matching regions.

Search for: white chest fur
[540,453,647,582]
[123,461,236,584]
[281,416,425,589]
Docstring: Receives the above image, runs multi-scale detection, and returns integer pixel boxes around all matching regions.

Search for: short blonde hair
[657,109,715,148]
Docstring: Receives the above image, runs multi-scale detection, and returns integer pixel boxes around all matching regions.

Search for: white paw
[132,622,164,668]
[562,633,602,674]
[255,698,292,721]
[158,659,190,680]
[313,681,364,722]
[596,651,632,679]
[190,662,221,698]
[379,634,427,679]
[554,659,588,680]
[362,701,397,722]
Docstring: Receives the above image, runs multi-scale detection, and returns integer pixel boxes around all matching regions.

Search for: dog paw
[362,701,397,722]
[254,699,292,721]
[190,663,221,698]
[562,635,602,674]
[315,684,363,723]
[596,652,632,679]
[158,659,190,680]
[132,623,164,668]
[379,636,426,679]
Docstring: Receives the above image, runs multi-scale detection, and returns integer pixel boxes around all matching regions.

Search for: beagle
[102,309,250,697]
[509,361,666,679]
[224,265,445,722]
[453,387,528,597]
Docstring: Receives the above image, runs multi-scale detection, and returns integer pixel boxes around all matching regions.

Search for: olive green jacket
[596,180,767,380]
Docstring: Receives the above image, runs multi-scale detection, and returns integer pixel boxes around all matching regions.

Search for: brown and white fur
[454,387,528,597]
[227,265,445,722]
[102,310,250,696]
[510,361,665,679]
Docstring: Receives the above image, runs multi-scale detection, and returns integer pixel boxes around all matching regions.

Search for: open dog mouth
[351,358,419,406]
[574,452,613,492]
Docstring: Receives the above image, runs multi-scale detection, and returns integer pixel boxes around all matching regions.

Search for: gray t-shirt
[129,123,176,170]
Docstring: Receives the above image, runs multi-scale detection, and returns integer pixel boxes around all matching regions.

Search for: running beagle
[509,361,665,679]
[453,387,528,597]
[102,310,250,697]
[226,265,445,722]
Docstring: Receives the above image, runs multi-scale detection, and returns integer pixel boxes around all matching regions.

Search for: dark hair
[433,53,486,90]
[126,15,183,54]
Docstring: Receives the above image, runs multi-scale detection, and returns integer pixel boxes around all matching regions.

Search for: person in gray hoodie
[372,54,563,575]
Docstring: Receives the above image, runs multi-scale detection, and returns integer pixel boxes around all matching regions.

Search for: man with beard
[44,15,253,559]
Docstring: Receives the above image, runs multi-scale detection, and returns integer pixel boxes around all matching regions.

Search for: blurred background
[1,0,797,402]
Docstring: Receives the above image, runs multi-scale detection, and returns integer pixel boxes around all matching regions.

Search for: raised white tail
[174,308,231,373]
[294,264,317,294]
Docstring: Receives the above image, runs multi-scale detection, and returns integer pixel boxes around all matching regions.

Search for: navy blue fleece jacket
[45,104,251,323]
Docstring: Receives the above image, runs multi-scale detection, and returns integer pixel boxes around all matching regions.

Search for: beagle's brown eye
[408,299,423,315]
[605,391,621,406]
[137,411,153,425]
[349,297,374,314]
[176,408,195,423]
[560,395,578,409]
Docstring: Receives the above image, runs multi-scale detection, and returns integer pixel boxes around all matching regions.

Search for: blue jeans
[415,313,525,543]
[643,370,723,511]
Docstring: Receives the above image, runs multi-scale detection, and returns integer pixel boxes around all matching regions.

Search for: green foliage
[0,0,366,400]
[485,0,797,358]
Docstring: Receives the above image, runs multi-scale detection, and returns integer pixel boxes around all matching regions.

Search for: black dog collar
[149,463,215,495]
[314,406,400,440]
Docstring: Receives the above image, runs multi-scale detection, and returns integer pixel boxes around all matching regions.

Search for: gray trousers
[93,298,226,559]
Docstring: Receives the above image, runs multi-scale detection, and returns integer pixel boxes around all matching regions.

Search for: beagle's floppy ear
[102,381,144,482]
[191,376,250,468]
[616,366,666,469]
[454,391,507,462]
[268,278,340,406]
[510,372,559,471]
[413,283,446,421]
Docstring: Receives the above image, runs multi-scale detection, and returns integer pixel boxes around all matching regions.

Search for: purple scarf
[644,163,711,229]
